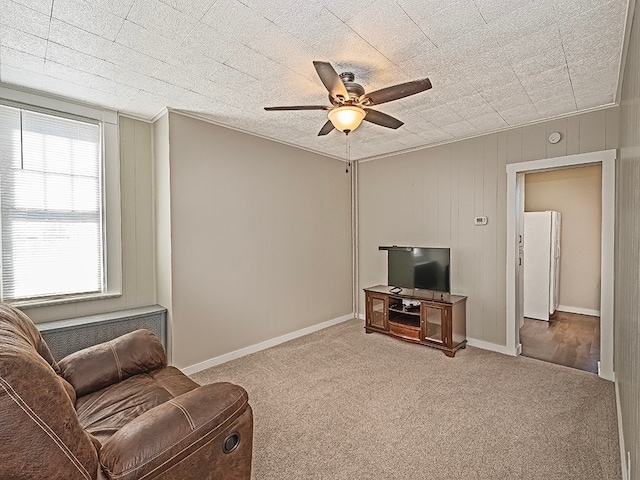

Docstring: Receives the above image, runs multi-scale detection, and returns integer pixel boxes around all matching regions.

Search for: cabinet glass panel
[370,297,386,329]
[424,306,442,343]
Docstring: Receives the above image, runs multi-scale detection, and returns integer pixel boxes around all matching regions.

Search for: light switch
[474,216,488,226]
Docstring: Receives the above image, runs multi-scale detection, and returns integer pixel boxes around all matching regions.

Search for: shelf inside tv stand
[388,309,421,327]
[364,285,467,357]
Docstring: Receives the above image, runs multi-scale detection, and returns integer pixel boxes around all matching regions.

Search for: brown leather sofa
[0,303,253,479]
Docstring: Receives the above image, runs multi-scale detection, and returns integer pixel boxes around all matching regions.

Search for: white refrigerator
[523,211,561,321]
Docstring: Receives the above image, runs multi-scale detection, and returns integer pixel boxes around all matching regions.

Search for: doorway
[505,150,616,380]
[519,166,602,373]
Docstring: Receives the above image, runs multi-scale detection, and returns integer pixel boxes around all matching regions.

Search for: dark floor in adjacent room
[520,311,600,373]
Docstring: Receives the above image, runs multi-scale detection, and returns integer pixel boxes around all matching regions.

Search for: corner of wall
[151,112,174,361]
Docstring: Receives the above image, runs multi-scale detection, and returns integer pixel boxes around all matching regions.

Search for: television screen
[386,247,450,292]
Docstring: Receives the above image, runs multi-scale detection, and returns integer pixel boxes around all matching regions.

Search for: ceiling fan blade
[264,105,331,111]
[318,119,335,136]
[363,78,432,106]
[363,108,404,129]
[313,61,349,100]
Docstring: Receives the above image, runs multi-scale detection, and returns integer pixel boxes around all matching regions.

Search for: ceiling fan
[264,61,432,136]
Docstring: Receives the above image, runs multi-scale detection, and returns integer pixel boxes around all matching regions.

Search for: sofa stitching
[168,400,195,430]
[0,376,92,480]
[109,342,123,380]
[102,394,246,478]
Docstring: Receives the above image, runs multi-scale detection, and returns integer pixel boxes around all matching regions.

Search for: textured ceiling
[0,0,629,160]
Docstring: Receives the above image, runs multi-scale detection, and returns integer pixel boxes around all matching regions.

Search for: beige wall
[161,112,352,369]
[24,116,156,323]
[525,165,602,313]
[153,113,173,356]
[358,108,619,346]
[615,0,640,477]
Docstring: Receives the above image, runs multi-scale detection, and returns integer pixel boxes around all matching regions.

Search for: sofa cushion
[59,330,167,397]
[76,366,199,445]
[147,365,200,398]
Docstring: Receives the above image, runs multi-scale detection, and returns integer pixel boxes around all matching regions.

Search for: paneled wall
[161,112,352,369]
[615,0,640,477]
[24,116,156,323]
[358,108,619,347]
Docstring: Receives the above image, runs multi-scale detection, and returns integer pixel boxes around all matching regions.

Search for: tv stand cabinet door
[421,303,447,345]
[366,292,388,332]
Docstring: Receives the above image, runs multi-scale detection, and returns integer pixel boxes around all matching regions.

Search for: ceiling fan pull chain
[345,131,351,174]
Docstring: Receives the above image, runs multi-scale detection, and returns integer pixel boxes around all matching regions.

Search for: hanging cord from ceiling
[345,130,351,174]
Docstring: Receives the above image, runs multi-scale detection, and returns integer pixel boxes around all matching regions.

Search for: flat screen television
[381,246,450,293]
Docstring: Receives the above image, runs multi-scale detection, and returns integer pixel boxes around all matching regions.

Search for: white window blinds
[0,104,104,302]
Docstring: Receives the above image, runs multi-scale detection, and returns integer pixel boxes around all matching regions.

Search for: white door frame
[506,149,616,381]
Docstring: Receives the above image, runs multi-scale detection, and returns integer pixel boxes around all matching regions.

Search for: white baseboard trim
[466,337,518,356]
[615,379,630,480]
[358,313,365,320]
[557,305,601,317]
[598,361,616,381]
[182,313,354,375]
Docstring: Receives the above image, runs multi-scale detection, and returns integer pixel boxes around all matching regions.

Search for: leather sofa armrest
[99,383,252,480]
[58,329,167,397]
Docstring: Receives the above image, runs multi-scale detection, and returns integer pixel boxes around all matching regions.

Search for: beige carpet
[191,319,621,480]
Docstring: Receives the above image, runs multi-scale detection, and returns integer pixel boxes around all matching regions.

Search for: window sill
[7,292,122,309]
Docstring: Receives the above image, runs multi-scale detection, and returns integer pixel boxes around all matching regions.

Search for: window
[0,104,105,303]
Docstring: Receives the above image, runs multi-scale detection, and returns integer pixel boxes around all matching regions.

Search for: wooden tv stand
[364,285,467,357]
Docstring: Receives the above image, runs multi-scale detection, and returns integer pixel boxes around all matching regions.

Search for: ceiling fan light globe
[327,106,366,132]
